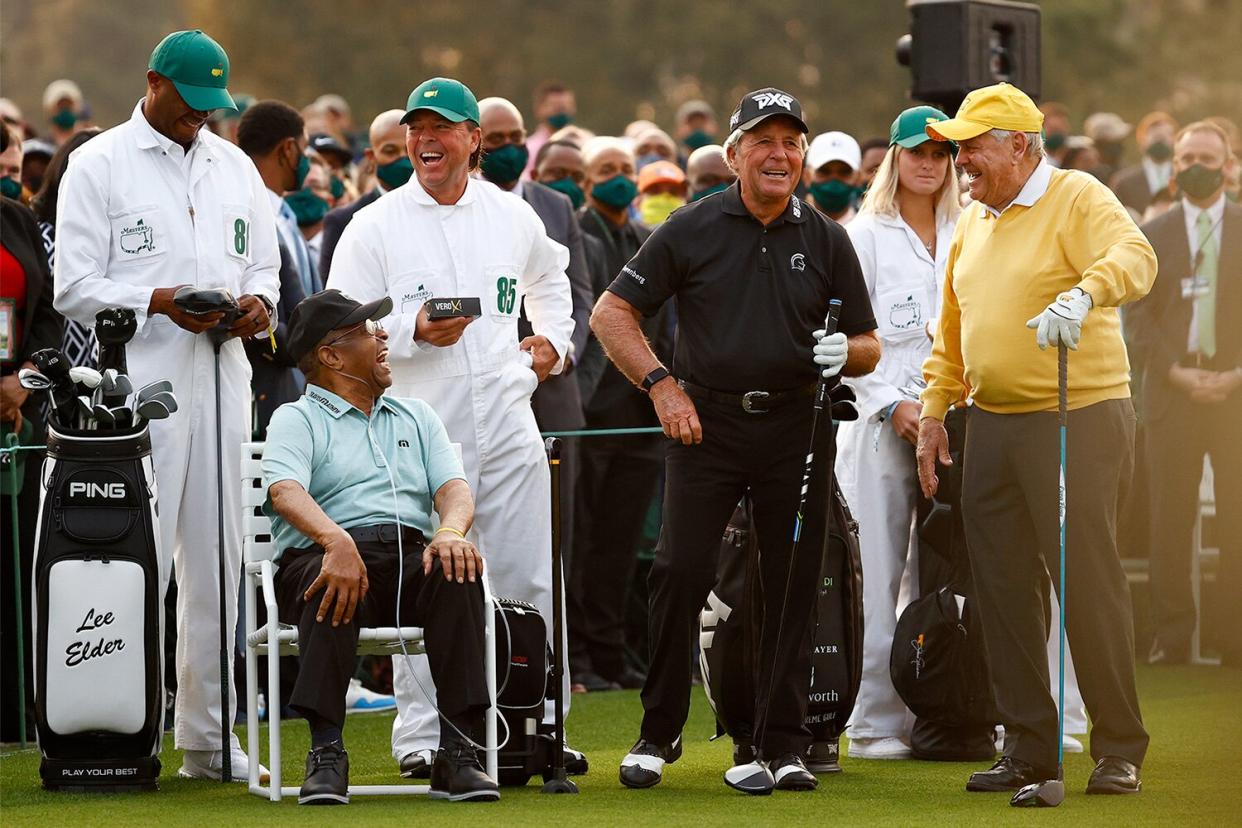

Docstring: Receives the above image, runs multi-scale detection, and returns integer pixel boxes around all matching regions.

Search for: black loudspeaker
[896,0,1041,113]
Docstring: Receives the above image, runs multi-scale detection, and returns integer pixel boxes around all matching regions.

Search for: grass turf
[2,664,1238,826]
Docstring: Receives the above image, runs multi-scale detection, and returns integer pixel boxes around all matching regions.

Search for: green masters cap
[148,30,236,113]
[891,105,952,149]
[401,77,480,125]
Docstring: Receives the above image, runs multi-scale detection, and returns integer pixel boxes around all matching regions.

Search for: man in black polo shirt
[591,88,879,793]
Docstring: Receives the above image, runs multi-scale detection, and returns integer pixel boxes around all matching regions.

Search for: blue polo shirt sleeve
[262,403,315,493]
[606,220,683,317]
[417,400,467,495]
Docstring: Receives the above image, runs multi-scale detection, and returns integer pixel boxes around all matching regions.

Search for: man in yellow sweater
[915,84,1155,797]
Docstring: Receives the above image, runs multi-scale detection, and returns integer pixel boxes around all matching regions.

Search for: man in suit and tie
[1133,120,1241,667]
[317,109,410,283]
[1111,112,1179,219]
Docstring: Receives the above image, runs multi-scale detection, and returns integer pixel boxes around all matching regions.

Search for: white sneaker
[345,677,396,714]
[179,745,270,783]
[847,736,913,759]
[1063,735,1084,754]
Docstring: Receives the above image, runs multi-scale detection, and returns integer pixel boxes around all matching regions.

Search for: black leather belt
[679,380,815,414]
[346,524,426,546]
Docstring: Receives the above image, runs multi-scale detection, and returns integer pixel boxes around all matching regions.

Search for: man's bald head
[366,109,408,168]
[478,97,525,131]
[686,144,735,194]
[478,96,526,156]
[369,109,405,145]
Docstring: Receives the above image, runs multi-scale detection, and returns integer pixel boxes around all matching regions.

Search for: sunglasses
[322,318,384,348]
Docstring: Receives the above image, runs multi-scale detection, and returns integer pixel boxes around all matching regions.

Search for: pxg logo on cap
[729,86,808,134]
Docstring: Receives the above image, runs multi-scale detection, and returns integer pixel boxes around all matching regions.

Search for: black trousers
[568,433,662,680]
[275,533,490,735]
[1147,398,1242,664]
[962,400,1149,771]
[640,395,824,757]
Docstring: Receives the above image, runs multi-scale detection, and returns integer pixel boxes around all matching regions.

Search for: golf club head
[723,761,775,796]
[136,379,174,401]
[1010,779,1065,808]
[136,399,172,422]
[17,368,52,390]
[69,366,103,389]
[147,390,178,412]
[92,405,115,427]
[831,399,860,421]
[77,396,94,422]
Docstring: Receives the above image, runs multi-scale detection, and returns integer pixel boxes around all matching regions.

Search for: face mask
[329,175,345,200]
[690,182,731,201]
[636,153,664,171]
[0,176,21,200]
[683,130,713,151]
[1146,140,1173,162]
[480,143,529,185]
[809,179,858,213]
[284,188,329,227]
[545,176,584,210]
[293,153,311,190]
[1176,163,1225,200]
[547,112,573,130]
[640,192,686,226]
[590,174,639,210]
[1044,132,1067,152]
[376,156,413,189]
[51,108,77,130]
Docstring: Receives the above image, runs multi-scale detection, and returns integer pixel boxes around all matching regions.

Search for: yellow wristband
[434,526,465,539]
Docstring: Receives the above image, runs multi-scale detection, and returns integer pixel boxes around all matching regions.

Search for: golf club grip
[815,299,845,409]
[1058,343,1067,425]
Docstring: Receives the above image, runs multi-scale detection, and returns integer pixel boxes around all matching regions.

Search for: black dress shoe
[398,749,434,779]
[966,756,1052,792]
[771,753,818,791]
[430,742,500,802]
[1086,756,1141,794]
[299,741,349,805]
[619,736,682,788]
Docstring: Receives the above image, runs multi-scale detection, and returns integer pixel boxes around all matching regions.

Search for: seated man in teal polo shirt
[262,289,498,805]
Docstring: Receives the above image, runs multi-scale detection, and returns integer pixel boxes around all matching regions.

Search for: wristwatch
[641,366,671,393]
[257,295,276,318]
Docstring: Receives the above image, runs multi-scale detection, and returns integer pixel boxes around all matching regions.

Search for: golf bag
[699,477,864,767]
[893,407,997,761]
[492,597,557,785]
[32,425,164,791]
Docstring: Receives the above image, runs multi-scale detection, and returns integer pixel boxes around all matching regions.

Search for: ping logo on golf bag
[68,482,128,500]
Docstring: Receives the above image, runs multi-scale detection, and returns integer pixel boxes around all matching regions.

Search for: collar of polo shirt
[719,181,808,225]
[306,383,396,419]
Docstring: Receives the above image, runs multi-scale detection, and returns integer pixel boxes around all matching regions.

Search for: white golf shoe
[179,744,270,784]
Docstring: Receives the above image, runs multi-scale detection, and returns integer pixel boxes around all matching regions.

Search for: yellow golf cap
[925,82,1043,142]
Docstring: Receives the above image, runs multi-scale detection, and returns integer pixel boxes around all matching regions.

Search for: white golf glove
[1025,287,1093,350]
[812,329,848,378]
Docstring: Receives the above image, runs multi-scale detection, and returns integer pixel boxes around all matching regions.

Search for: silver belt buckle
[742,391,770,414]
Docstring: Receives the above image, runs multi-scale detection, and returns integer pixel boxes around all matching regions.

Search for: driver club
[1011,343,1070,809]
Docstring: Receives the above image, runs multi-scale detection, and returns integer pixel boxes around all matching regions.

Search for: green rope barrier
[3,435,43,749]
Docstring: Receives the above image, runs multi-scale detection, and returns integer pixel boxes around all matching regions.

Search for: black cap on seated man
[265,289,499,804]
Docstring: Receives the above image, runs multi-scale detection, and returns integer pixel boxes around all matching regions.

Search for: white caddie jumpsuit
[836,210,953,741]
[326,175,574,759]
[54,101,280,752]
[837,210,1087,743]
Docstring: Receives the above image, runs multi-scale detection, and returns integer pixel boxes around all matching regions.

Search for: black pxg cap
[729,87,809,134]
[286,289,392,363]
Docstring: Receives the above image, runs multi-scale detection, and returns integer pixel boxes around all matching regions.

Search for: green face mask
[547,112,573,130]
[546,176,584,210]
[810,179,858,214]
[591,175,639,210]
[683,130,713,151]
[376,156,414,189]
[51,108,78,131]
[284,188,329,227]
[1044,132,1067,152]
[480,143,530,186]
[292,153,311,191]
[0,176,21,200]
[691,182,730,201]
[639,192,686,226]
[329,175,345,200]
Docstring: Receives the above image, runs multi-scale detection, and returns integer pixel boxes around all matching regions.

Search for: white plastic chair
[240,442,498,800]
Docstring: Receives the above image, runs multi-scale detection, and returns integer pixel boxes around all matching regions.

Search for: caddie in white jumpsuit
[53,30,279,781]
[326,77,576,774]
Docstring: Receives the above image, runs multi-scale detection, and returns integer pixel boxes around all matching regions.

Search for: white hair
[990,128,1044,158]
[723,126,809,174]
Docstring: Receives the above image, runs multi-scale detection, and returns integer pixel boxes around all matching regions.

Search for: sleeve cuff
[920,395,951,422]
